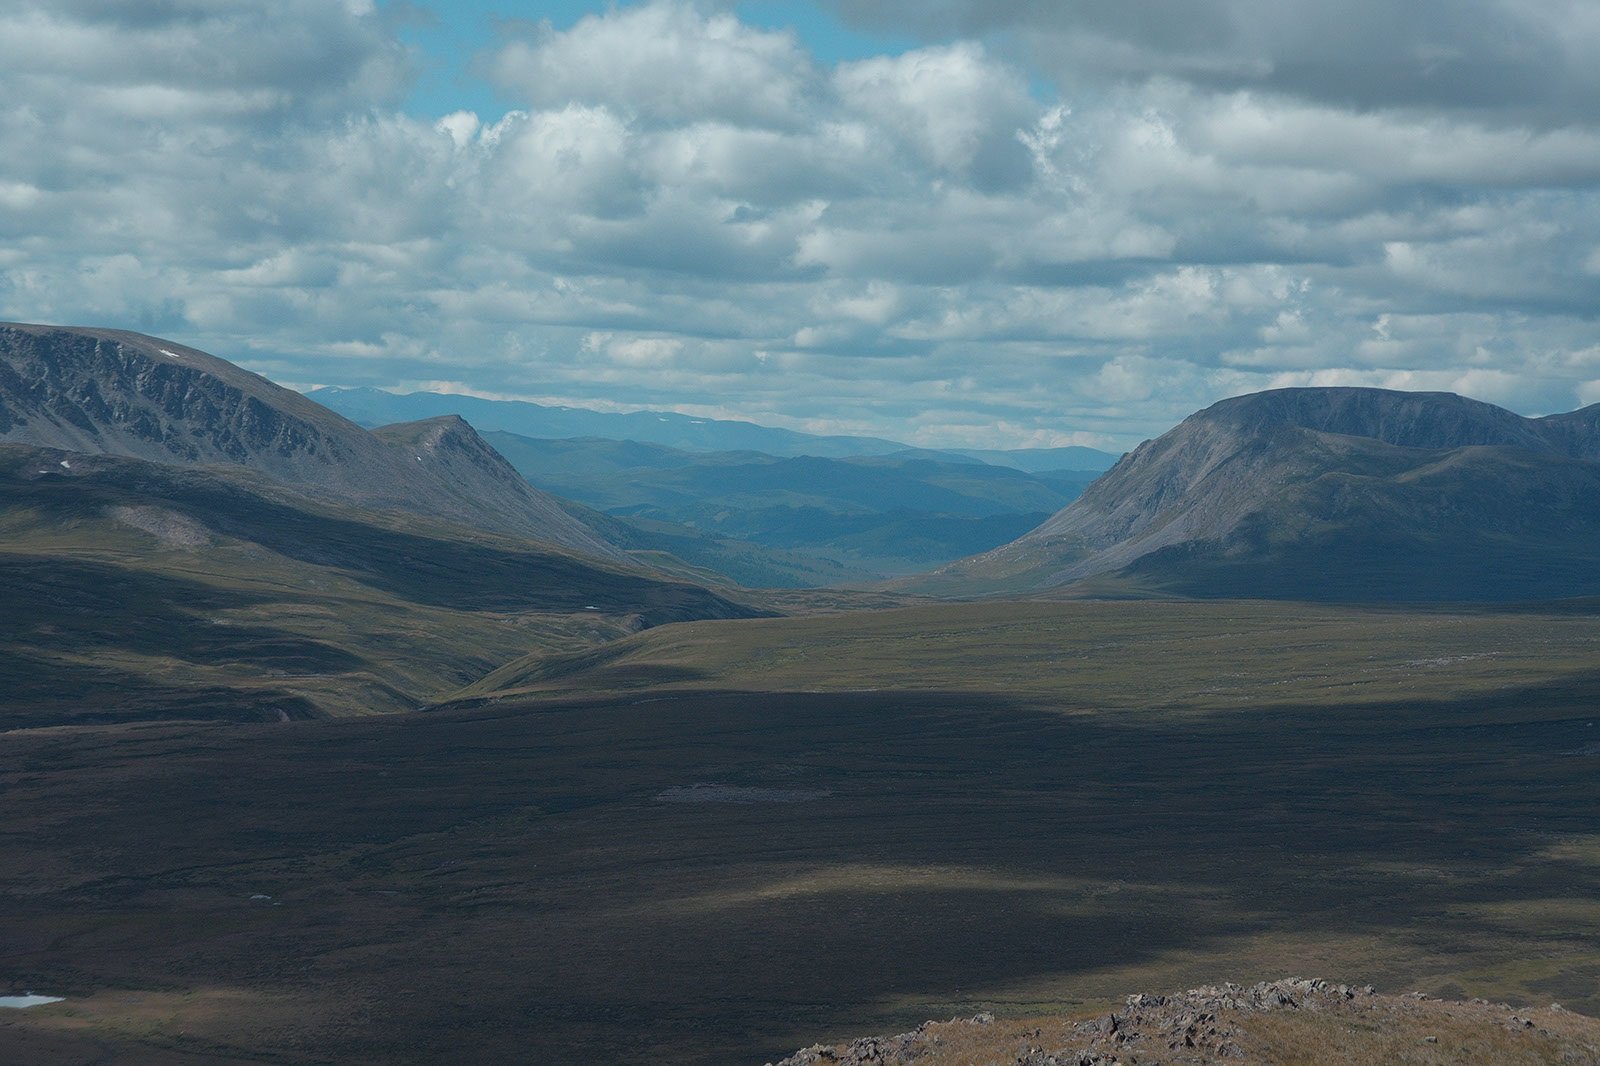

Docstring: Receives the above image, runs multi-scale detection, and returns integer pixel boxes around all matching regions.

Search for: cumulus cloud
[833,42,1034,186]
[829,0,1600,120]
[2,0,1600,448]
[0,0,410,121]
[486,3,813,128]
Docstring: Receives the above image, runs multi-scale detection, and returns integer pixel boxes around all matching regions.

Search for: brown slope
[0,441,761,727]
[920,387,1600,600]
[0,322,617,559]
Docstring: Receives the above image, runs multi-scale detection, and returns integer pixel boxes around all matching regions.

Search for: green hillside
[0,444,756,728]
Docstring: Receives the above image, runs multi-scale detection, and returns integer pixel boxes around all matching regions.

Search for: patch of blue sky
[381,0,919,121]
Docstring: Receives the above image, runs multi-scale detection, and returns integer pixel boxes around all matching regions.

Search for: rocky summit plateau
[921,387,1600,601]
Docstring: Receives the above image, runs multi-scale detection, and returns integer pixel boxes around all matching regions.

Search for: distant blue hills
[306,386,1120,474]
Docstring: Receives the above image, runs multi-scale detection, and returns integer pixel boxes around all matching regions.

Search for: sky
[2,2,1599,450]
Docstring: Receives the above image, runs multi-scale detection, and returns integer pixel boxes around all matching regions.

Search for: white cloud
[0,1,408,121]
[834,42,1034,185]
[487,2,813,129]
[1193,92,1600,187]
[831,0,1600,121]
[582,332,685,367]
[435,110,481,149]
[482,104,642,219]
[3,0,1600,449]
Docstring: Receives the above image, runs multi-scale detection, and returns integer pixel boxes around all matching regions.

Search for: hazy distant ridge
[483,431,1098,579]
[309,385,1119,472]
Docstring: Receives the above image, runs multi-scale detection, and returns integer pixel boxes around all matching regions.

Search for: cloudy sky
[3,1,1599,449]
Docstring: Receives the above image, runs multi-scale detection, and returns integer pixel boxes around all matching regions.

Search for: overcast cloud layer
[2,0,1599,448]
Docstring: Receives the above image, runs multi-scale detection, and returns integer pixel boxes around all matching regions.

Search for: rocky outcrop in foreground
[771,978,1600,1065]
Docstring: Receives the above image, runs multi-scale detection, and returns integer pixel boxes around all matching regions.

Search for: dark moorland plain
[5,601,1600,1063]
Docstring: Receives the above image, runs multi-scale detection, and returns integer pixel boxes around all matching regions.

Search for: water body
[0,994,63,1009]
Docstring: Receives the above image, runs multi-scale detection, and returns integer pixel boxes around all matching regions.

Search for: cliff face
[0,324,364,469]
[924,387,1600,601]
[0,323,618,559]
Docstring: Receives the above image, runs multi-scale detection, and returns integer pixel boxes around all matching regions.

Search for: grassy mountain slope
[557,499,879,589]
[0,443,756,728]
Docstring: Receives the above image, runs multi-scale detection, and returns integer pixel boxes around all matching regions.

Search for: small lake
[0,994,63,1009]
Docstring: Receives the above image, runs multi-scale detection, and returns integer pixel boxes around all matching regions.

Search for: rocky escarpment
[0,323,363,469]
[0,323,619,559]
[772,978,1600,1065]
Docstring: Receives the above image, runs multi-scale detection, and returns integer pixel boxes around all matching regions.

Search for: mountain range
[308,384,1120,472]
[11,322,1600,609]
[922,387,1600,601]
[0,324,763,727]
[482,432,1098,577]
[0,323,617,559]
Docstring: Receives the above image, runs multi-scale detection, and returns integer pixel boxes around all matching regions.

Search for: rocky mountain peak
[1194,386,1557,453]
[0,323,619,560]
[920,386,1600,601]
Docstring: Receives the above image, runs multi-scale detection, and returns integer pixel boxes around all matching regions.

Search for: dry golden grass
[1240,1001,1595,1065]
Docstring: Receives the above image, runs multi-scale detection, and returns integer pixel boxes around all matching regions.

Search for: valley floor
[3,599,1600,1063]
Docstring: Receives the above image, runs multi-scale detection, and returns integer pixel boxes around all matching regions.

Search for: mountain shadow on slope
[0,444,762,725]
[1,446,757,618]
